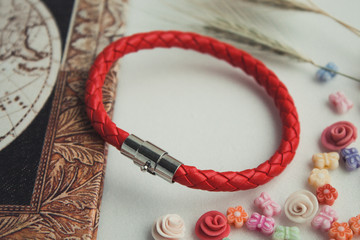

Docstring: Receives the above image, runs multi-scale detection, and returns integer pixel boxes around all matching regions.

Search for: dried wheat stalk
[242,0,317,12]
[165,0,360,82]
[170,1,310,61]
[241,0,360,37]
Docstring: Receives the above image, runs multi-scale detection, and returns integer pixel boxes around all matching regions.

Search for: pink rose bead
[321,121,357,150]
[195,211,230,240]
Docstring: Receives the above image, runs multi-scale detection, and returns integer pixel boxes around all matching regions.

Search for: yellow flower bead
[308,168,331,188]
[312,152,339,170]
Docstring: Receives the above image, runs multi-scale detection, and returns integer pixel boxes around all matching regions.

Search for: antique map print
[0,0,61,150]
[0,0,127,238]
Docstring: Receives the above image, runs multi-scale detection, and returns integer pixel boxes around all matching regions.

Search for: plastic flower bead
[321,121,357,151]
[349,214,360,235]
[226,205,248,228]
[329,91,353,114]
[272,226,300,240]
[254,192,281,217]
[316,184,338,206]
[246,212,275,235]
[341,148,360,171]
[316,62,338,82]
[308,168,331,188]
[312,205,338,232]
[195,211,230,240]
[152,214,185,240]
[284,190,318,223]
[312,152,339,170]
[329,222,353,240]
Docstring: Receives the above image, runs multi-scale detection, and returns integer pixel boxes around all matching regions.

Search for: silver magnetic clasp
[120,134,183,183]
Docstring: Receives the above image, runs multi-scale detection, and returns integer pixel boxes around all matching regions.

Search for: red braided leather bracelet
[85,31,300,192]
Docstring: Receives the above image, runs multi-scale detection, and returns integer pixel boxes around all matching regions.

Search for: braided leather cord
[85,31,300,192]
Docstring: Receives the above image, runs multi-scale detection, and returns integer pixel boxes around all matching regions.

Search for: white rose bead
[284,190,319,223]
[152,214,185,240]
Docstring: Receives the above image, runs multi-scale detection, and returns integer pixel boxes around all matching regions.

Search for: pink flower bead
[329,91,353,114]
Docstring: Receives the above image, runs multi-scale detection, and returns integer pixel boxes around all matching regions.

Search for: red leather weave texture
[85,31,300,192]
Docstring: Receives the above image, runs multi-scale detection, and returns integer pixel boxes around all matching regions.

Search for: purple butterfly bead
[341,147,360,171]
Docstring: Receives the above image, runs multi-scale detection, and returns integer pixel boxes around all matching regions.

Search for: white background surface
[97,1,360,239]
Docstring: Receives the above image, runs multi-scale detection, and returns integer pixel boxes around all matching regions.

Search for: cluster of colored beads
[193,192,300,239]
[307,121,359,240]
[250,192,301,239]
[152,120,359,240]
[246,192,279,235]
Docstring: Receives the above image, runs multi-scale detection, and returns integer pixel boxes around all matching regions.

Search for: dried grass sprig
[168,0,311,61]
[208,26,359,82]
[164,0,360,82]
[242,0,317,12]
[241,0,360,37]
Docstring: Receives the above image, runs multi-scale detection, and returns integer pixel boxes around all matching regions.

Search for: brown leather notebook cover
[0,0,127,238]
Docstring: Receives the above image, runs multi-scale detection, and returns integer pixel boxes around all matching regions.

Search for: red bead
[316,184,338,206]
